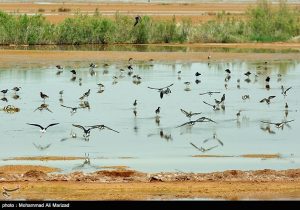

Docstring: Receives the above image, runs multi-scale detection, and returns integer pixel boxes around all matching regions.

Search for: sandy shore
[0,167,300,200]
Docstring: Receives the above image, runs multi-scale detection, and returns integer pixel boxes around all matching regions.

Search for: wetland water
[0,52,299,173]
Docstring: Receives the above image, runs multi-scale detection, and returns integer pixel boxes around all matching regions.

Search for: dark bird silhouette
[281,85,292,97]
[265,76,270,82]
[27,123,59,133]
[260,96,276,104]
[40,92,49,101]
[195,72,201,77]
[12,87,21,93]
[244,71,251,77]
[225,69,231,74]
[133,99,137,107]
[155,107,160,116]
[190,142,218,153]
[1,89,8,95]
[134,15,141,26]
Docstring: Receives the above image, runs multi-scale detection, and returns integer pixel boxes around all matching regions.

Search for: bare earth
[1,42,300,68]
[0,2,299,23]
[0,166,300,200]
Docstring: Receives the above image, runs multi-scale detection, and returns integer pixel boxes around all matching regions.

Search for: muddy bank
[0,46,300,68]
[0,168,299,200]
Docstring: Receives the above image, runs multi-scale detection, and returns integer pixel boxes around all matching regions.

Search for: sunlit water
[0,57,299,173]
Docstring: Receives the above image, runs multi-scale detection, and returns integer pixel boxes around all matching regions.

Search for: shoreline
[0,167,299,200]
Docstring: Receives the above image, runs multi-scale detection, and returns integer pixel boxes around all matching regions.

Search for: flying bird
[27,123,59,133]
[88,124,120,133]
[260,96,276,104]
[180,109,202,120]
[281,85,292,97]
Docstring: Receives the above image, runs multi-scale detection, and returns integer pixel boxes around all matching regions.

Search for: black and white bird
[27,123,59,133]
[72,124,97,138]
[225,68,231,74]
[33,143,51,151]
[88,124,120,133]
[281,85,292,97]
[12,87,21,93]
[1,89,8,96]
[260,96,276,104]
[155,107,160,116]
[134,15,141,27]
[261,120,294,129]
[40,92,49,101]
[244,71,251,77]
[148,83,174,99]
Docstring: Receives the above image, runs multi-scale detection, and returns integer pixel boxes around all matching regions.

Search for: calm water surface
[0,56,299,173]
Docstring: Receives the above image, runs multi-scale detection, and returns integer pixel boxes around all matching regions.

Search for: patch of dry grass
[0,165,60,174]
[3,156,85,161]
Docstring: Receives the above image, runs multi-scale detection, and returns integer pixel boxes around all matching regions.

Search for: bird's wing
[284,119,295,124]
[206,145,219,151]
[175,121,192,128]
[190,142,201,151]
[72,124,86,130]
[285,87,292,93]
[61,104,72,109]
[268,96,276,99]
[147,86,161,90]
[203,101,213,107]
[103,125,120,133]
[191,112,202,116]
[216,138,224,146]
[27,123,44,130]
[45,123,59,130]
[46,108,53,113]
[260,98,266,103]
[180,109,188,116]
[199,92,208,96]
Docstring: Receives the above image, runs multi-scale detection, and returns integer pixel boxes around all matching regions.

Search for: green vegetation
[0,0,299,45]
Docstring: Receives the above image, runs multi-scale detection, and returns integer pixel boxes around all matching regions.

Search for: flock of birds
[1,56,296,154]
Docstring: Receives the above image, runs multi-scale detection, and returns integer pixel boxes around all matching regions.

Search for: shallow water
[0,57,299,173]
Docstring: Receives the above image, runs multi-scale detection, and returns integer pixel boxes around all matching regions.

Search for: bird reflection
[203,133,224,146]
[244,78,251,83]
[60,130,87,142]
[33,143,51,151]
[260,124,276,134]
[34,103,52,113]
[155,116,160,126]
[12,94,20,100]
[190,142,218,153]
[195,79,201,84]
[79,101,90,110]
[72,153,98,170]
[1,97,8,102]
[148,129,173,142]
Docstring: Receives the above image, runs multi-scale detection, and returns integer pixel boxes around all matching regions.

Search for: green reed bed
[0,0,299,45]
